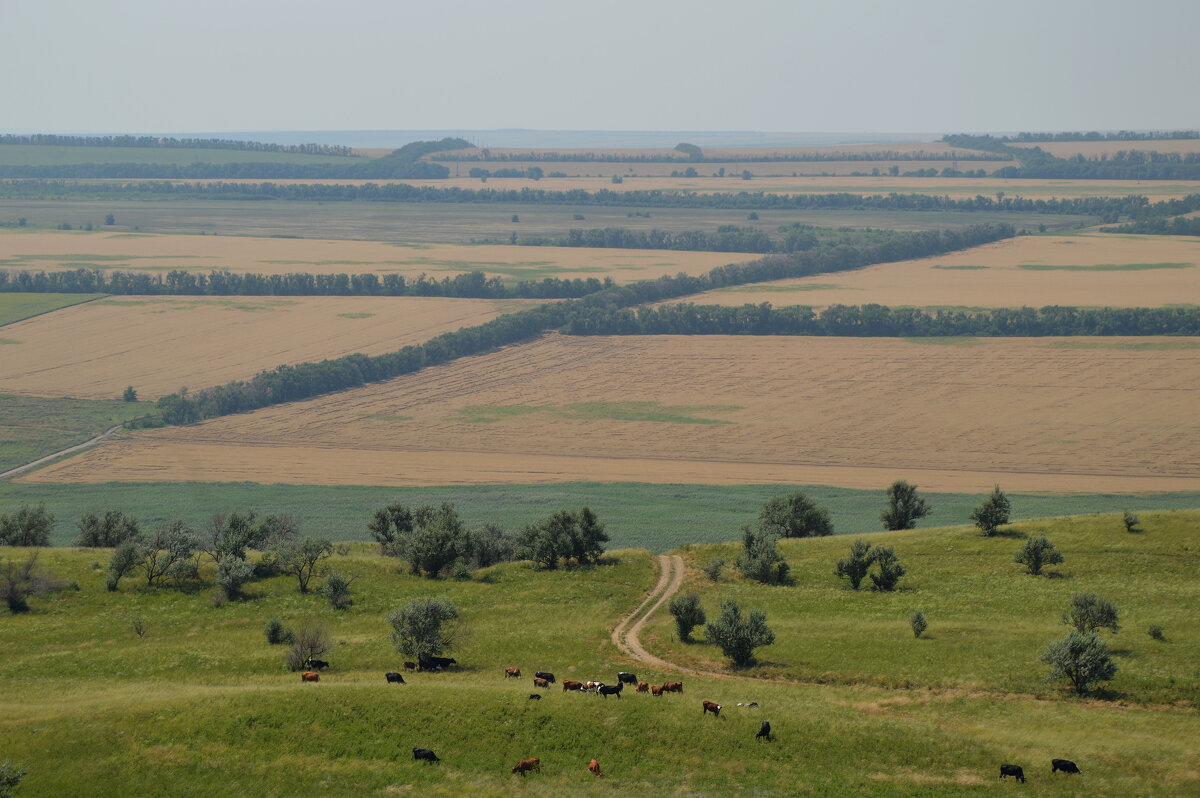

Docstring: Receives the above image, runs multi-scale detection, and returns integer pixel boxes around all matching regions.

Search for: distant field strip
[0,295,534,399]
[0,291,106,326]
[27,334,1200,493]
[681,233,1200,309]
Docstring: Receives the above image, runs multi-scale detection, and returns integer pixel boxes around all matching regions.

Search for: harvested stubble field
[26,334,1200,493]
[1010,139,1200,158]
[0,228,732,282]
[680,232,1200,309]
[0,295,534,400]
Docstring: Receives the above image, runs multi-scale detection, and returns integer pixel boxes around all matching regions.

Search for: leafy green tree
[668,592,706,642]
[736,525,790,585]
[264,618,293,645]
[368,503,414,557]
[203,511,271,564]
[1122,510,1141,533]
[0,503,55,546]
[122,385,137,402]
[911,609,928,638]
[274,537,333,592]
[216,555,254,600]
[404,504,473,577]
[2,552,62,613]
[1014,534,1064,575]
[106,540,143,591]
[322,571,354,610]
[869,545,906,591]
[705,599,775,667]
[1041,630,1118,694]
[388,597,459,665]
[516,507,608,569]
[141,521,199,587]
[880,481,930,530]
[971,485,1011,536]
[757,490,833,538]
[835,539,873,589]
[701,557,725,582]
[105,213,115,225]
[1064,592,1120,634]
[75,510,140,548]
[469,522,516,569]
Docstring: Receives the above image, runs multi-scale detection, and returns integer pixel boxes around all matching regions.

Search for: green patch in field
[930,264,988,270]
[0,337,20,344]
[1047,339,1200,351]
[452,401,740,426]
[1018,262,1192,272]
[387,241,434,249]
[0,292,107,326]
[361,413,413,422]
[715,283,844,293]
[0,394,155,473]
[902,336,980,346]
[337,312,376,319]
[105,232,156,239]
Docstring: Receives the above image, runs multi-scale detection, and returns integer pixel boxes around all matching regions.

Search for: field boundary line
[0,424,123,481]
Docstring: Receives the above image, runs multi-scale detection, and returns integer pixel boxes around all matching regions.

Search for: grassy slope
[2,479,1198,552]
[0,396,155,473]
[1,513,1198,796]
[0,292,106,327]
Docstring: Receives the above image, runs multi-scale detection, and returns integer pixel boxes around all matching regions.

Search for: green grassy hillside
[1,512,1198,795]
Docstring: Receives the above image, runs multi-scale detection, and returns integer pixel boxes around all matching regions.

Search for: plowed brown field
[26,334,1200,493]
[0,229,731,282]
[0,295,534,399]
[678,233,1200,309]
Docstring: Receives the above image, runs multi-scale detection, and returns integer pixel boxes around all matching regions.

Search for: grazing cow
[589,759,604,777]
[756,721,771,741]
[420,656,456,671]
[585,680,604,693]
[599,683,623,699]
[617,672,637,684]
[650,685,663,696]
[1000,764,1025,783]
[301,671,320,682]
[562,680,584,692]
[1052,759,1081,775]
[528,693,542,700]
[534,671,556,684]
[305,659,329,671]
[664,681,683,693]
[511,758,541,776]
[533,677,549,689]
[505,667,521,679]
[412,747,439,764]
[737,701,759,708]
[702,700,721,717]
[403,661,417,671]
[385,672,405,684]
[636,681,649,693]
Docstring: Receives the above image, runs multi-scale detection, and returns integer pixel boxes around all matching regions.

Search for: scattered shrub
[75,509,140,547]
[1123,510,1141,533]
[107,540,143,591]
[880,481,931,530]
[0,759,27,797]
[322,571,355,609]
[216,555,254,600]
[1014,534,1064,575]
[869,546,906,591]
[971,485,1011,536]
[1041,630,1118,694]
[756,490,833,538]
[264,618,290,645]
[911,609,927,638]
[0,503,55,547]
[701,557,725,582]
[1063,592,1121,634]
[736,525,789,585]
[835,539,873,590]
[286,622,332,672]
[668,592,706,642]
[388,597,458,665]
[1148,624,1165,641]
[131,616,147,638]
[273,537,333,592]
[705,599,775,667]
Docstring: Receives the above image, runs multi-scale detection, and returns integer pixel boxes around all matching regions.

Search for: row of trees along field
[437,144,1006,163]
[942,134,1200,180]
[0,134,357,154]
[142,224,1017,424]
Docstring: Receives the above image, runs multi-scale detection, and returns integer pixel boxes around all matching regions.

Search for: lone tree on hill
[757,490,834,538]
[1041,630,1117,694]
[705,599,775,667]
[869,545,906,591]
[971,485,1011,536]
[835,539,874,589]
[736,525,790,585]
[669,592,706,642]
[1014,534,1064,575]
[273,537,333,592]
[1064,592,1120,634]
[880,481,931,530]
[388,597,459,666]
[0,503,56,547]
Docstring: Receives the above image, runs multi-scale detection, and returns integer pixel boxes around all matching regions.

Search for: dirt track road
[0,424,123,481]
[611,554,687,671]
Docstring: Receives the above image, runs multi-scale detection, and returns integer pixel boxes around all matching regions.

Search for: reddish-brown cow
[664,681,684,693]
[650,685,663,696]
[636,681,649,693]
[301,671,320,682]
[562,680,584,692]
[589,759,604,777]
[505,667,521,679]
[512,758,541,776]
[702,700,722,717]
[533,677,549,688]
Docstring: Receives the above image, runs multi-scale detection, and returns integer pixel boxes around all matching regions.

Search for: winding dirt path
[612,554,688,671]
[0,424,123,481]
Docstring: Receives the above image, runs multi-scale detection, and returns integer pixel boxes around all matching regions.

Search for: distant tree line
[561,302,1200,338]
[1106,216,1200,236]
[942,134,1200,180]
[0,267,613,300]
[434,150,1007,163]
[468,166,544,180]
[0,134,356,155]
[992,130,1200,143]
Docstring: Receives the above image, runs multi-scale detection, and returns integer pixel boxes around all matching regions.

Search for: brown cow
[589,759,604,777]
[533,677,549,689]
[664,681,684,693]
[511,758,541,776]
[636,681,649,693]
[562,680,584,692]
[301,671,320,682]
[650,684,663,696]
[403,661,417,671]
[702,700,721,717]
[505,667,521,679]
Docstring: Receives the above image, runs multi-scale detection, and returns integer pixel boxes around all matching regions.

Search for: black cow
[419,656,457,671]
[413,748,440,763]
[617,672,637,684]
[1000,764,1025,783]
[386,672,405,684]
[534,671,555,684]
[1052,759,1081,775]
[528,693,542,700]
[599,683,623,699]
[756,721,771,741]
[305,659,329,671]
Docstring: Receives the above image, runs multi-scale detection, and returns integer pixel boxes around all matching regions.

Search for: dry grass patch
[681,232,1200,309]
[0,295,534,399]
[26,334,1200,493]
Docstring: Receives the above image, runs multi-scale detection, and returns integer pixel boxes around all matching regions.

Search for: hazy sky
[3,0,1198,138]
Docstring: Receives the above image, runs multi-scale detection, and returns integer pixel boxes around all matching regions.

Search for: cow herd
[999,759,1083,784]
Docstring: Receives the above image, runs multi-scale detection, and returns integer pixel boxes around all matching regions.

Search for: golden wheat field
[1010,139,1200,158]
[0,295,534,399]
[679,232,1200,309]
[0,228,732,282]
[26,333,1200,493]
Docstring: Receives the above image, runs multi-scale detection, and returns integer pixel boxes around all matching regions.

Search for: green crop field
[0,292,106,326]
[0,145,360,167]
[1,510,1197,795]
[0,395,154,474]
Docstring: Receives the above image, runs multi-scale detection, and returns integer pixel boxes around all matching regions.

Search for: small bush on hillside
[75,509,140,548]
[869,546,906,591]
[705,599,775,667]
[1041,630,1117,694]
[107,540,143,591]
[970,485,1011,536]
[0,759,27,797]
[1123,510,1141,533]
[737,525,789,585]
[668,592,706,642]
[1148,624,1165,641]
[835,539,873,590]
[322,571,355,610]
[2,552,64,613]
[216,555,255,600]
[0,503,55,547]
[388,597,459,665]
[756,490,833,538]
[880,481,931,530]
[130,616,147,639]
[273,537,333,592]
[701,557,725,582]
[1014,534,1064,575]
[265,619,294,645]
[286,623,332,672]
[1064,592,1121,634]
[142,521,199,587]
[911,609,928,638]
